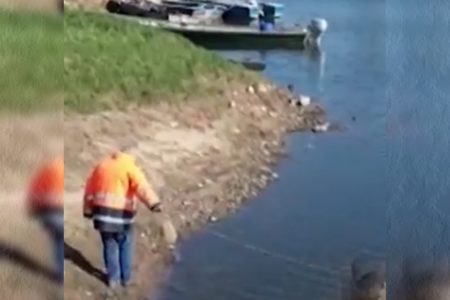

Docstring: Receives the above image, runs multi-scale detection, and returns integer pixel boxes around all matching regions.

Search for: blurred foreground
[0,6,63,299]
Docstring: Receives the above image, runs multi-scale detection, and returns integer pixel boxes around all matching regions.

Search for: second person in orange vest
[27,155,64,283]
[83,149,163,289]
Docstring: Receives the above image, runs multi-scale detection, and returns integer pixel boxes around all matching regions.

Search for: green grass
[65,11,249,113]
[0,10,63,112]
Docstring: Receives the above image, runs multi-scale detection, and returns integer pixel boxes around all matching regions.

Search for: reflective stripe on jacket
[83,152,148,232]
[85,193,137,231]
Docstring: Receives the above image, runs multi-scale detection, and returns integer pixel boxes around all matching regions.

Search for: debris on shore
[312,122,330,133]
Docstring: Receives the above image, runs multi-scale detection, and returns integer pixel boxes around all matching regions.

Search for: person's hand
[150,202,163,213]
[83,212,93,219]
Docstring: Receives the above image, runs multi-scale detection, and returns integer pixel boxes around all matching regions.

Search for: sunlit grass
[64,11,249,113]
[0,10,63,112]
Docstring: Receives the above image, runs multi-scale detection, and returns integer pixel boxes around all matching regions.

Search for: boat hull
[110,14,308,50]
[166,27,307,50]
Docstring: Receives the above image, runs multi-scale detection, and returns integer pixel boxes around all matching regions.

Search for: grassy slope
[0,10,63,112]
[65,11,249,113]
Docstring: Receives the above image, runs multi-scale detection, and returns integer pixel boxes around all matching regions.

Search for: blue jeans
[100,229,132,285]
[41,213,64,282]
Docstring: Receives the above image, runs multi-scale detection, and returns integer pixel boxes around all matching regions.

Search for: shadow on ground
[0,240,56,282]
[63,241,105,284]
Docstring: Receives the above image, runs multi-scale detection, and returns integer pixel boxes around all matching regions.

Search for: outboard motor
[304,18,328,49]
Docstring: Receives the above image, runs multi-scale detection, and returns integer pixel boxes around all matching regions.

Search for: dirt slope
[63,83,325,299]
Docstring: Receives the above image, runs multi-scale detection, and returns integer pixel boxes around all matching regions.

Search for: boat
[118,15,310,50]
[106,0,227,20]
[162,0,228,17]
[161,22,308,50]
[105,0,168,19]
[105,1,328,50]
[106,0,284,26]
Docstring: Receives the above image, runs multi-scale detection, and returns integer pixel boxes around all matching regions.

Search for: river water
[155,0,449,299]
[386,0,450,297]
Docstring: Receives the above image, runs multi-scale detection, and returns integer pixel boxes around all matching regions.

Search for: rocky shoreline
[163,84,327,233]
[62,81,328,300]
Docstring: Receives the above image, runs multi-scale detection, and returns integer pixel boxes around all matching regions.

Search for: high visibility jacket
[83,152,149,232]
[27,156,64,215]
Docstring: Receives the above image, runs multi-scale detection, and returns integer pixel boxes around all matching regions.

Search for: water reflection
[304,47,326,91]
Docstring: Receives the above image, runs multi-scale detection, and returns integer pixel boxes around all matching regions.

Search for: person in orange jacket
[83,148,163,289]
[27,155,64,283]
